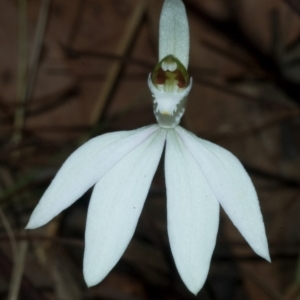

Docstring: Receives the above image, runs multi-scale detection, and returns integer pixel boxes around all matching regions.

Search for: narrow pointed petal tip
[25,206,53,230]
[25,218,39,230]
[264,252,271,263]
[249,234,271,262]
[187,285,202,296]
[184,276,207,296]
[83,270,103,288]
[257,246,271,263]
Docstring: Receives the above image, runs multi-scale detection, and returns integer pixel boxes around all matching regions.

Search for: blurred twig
[284,251,300,300]
[0,167,29,300]
[0,234,84,247]
[242,268,283,300]
[194,76,290,110]
[207,110,300,141]
[12,0,51,146]
[25,0,51,101]
[244,163,300,189]
[0,172,37,205]
[0,248,46,300]
[282,0,300,15]
[62,47,154,69]
[66,0,87,47]
[0,249,45,300]
[188,1,300,106]
[0,207,18,263]
[7,240,28,300]
[12,0,28,145]
[88,0,149,128]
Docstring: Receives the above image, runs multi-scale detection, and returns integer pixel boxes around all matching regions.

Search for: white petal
[176,126,270,261]
[159,0,190,68]
[83,129,166,287]
[165,130,219,295]
[26,125,160,229]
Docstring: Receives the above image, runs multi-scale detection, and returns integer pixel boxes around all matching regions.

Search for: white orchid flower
[26,0,270,295]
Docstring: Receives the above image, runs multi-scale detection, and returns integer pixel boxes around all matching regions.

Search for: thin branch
[207,111,300,141]
[12,0,28,145]
[0,248,46,300]
[242,268,283,300]
[7,241,28,300]
[282,0,300,15]
[25,0,51,101]
[88,0,149,128]
[0,207,18,263]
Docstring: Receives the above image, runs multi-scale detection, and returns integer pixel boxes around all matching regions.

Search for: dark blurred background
[0,0,300,299]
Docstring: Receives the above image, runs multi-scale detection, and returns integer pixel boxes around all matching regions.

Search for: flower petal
[176,126,270,261]
[26,125,160,229]
[165,130,219,295]
[159,0,189,68]
[83,129,166,287]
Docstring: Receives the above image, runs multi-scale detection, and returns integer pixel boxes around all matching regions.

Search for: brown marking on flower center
[155,68,167,85]
[175,70,187,88]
